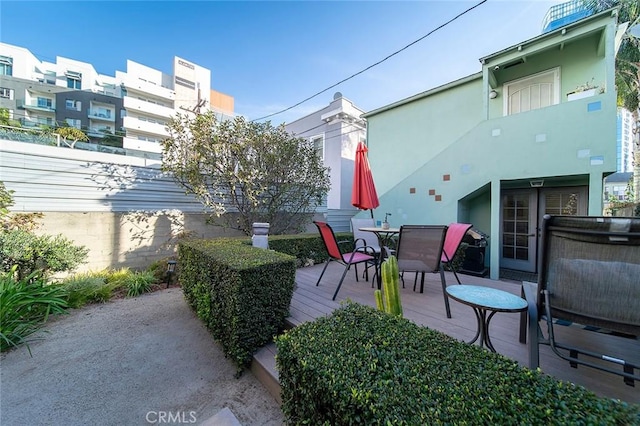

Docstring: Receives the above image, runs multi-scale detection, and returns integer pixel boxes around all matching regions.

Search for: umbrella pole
[369,209,374,219]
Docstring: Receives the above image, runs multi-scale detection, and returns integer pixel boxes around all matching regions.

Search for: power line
[251,0,488,122]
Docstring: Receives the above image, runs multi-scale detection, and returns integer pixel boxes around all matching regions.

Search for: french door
[500,187,587,272]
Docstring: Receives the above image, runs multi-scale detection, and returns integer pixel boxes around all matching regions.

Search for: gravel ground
[0,288,284,426]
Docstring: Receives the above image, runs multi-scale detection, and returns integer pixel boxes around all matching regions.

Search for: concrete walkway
[0,288,284,426]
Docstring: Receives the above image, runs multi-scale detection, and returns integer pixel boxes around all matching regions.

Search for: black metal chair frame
[314,221,378,301]
[395,225,450,316]
[519,215,640,386]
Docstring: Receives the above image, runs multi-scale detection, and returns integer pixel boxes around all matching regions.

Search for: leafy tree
[56,126,89,148]
[587,0,639,199]
[0,182,42,232]
[605,175,635,214]
[161,112,330,235]
[0,108,21,127]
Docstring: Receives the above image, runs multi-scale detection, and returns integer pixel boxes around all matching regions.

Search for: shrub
[276,303,640,425]
[0,229,88,280]
[0,267,68,352]
[60,271,113,308]
[146,257,175,284]
[179,238,296,375]
[268,232,355,267]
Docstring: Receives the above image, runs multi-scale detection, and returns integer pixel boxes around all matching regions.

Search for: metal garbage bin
[459,228,489,277]
[252,222,270,249]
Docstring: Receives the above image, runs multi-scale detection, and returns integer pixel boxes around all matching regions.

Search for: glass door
[500,187,588,274]
[539,188,587,217]
[501,190,538,272]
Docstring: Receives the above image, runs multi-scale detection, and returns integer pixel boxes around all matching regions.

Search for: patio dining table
[358,226,400,287]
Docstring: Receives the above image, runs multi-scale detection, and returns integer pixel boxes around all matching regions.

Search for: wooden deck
[252,262,640,405]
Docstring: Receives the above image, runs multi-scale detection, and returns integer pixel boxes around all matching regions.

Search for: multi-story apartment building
[617,107,634,173]
[0,42,234,155]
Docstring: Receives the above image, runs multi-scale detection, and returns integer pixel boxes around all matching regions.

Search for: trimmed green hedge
[179,238,296,374]
[275,303,640,425]
[268,232,354,267]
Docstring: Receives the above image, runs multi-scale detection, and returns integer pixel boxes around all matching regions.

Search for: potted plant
[567,78,603,101]
[382,213,391,230]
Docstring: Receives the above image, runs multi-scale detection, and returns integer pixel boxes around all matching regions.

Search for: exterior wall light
[489,90,498,99]
[530,180,544,188]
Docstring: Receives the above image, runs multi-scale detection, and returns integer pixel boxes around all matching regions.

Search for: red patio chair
[314,221,377,301]
[441,223,473,285]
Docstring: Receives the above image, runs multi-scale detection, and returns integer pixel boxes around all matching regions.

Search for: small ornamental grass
[0,267,68,353]
[124,270,156,297]
[61,268,160,308]
[60,270,114,308]
[275,302,640,425]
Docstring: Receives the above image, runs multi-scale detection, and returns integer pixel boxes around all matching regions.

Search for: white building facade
[0,42,232,155]
[617,107,634,173]
[285,92,367,231]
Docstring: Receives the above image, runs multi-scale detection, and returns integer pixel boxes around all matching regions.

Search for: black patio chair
[519,215,640,386]
[395,225,450,315]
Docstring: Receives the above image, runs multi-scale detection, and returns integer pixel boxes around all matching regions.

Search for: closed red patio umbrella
[351,141,379,217]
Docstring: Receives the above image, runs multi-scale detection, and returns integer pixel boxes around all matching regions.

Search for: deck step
[250,317,296,405]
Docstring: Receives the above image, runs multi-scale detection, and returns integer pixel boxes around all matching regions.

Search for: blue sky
[1,0,563,124]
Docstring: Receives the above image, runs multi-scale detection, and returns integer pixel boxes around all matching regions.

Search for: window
[65,118,81,129]
[310,135,324,160]
[66,99,81,111]
[66,71,82,89]
[0,87,12,99]
[137,135,160,143]
[504,68,559,116]
[95,108,111,118]
[35,116,54,126]
[0,55,13,76]
[38,71,56,85]
[67,77,81,89]
[37,97,53,108]
[175,76,195,90]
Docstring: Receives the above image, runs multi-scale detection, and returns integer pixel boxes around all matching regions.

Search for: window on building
[66,99,81,111]
[35,116,54,126]
[612,185,628,200]
[67,77,81,89]
[0,87,12,99]
[310,135,324,160]
[65,118,82,129]
[66,71,82,89]
[504,68,559,116]
[0,56,13,76]
[94,107,111,118]
[44,71,56,85]
[37,97,53,108]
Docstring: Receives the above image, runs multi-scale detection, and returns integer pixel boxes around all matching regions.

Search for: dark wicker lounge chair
[520,215,640,386]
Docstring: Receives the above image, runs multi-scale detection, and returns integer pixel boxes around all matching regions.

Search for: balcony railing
[542,0,595,33]
[123,116,169,137]
[120,75,175,100]
[19,118,55,128]
[18,99,56,112]
[88,110,115,121]
[0,125,161,160]
[123,96,175,119]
